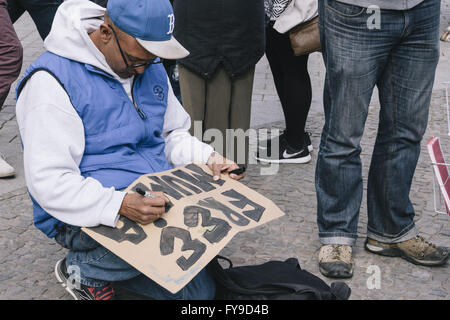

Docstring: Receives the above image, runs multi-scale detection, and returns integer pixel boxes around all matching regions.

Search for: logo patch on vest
[153,85,165,101]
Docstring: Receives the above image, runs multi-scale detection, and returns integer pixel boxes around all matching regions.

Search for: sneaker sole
[54,259,80,300]
[365,243,450,267]
[255,154,311,164]
[258,145,313,153]
[0,171,15,178]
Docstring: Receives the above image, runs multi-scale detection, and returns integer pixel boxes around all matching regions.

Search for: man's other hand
[207,152,245,181]
[119,192,170,225]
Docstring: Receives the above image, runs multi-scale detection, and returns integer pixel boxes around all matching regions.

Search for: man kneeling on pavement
[15,0,244,300]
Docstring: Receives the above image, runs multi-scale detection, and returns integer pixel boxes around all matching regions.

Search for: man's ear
[99,23,113,44]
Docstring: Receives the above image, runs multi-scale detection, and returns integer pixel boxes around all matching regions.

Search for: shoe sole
[319,265,354,279]
[54,259,80,300]
[365,243,450,267]
[0,172,15,178]
[258,145,314,153]
[255,154,312,164]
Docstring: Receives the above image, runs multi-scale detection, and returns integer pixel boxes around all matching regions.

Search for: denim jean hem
[65,259,110,288]
[319,235,356,246]
[78,276,110,288]
[366,224,418,244]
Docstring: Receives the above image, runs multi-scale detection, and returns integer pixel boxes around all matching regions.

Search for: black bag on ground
[206,256,351,300]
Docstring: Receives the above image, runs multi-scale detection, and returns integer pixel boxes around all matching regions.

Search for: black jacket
[172,0,265,79]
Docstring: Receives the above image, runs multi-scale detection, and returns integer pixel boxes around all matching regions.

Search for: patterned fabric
[264,0,292,20]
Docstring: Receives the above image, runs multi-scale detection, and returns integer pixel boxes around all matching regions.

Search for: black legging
[265,23,312,149]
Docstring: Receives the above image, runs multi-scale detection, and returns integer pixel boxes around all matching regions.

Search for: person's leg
[204,66,232,158]
[316,0,393,247]
[114,268,216,300]
[265,24,312,149]
[228,66,255,165]
[55,225,215,300]
[5,0,25,27]
[9,0,63,40]
[0,0,22,178]
[0,0,23,108]
[178,64,206,137]
[367,0,443,248]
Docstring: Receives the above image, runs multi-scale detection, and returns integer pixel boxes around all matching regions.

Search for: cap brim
[136,36,189,60]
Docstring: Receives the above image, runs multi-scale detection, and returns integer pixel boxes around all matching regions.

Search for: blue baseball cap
[107,0,189,59]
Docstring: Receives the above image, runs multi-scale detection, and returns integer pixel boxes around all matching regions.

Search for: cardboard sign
[82,163,285,294]
[427,137,450,215]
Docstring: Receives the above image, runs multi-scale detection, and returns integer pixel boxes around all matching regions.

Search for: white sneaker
[0,155,15,178]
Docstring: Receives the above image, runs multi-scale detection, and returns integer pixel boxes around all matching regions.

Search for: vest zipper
[131,76,147,120]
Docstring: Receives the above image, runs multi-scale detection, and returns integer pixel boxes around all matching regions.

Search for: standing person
[0,0,22,178]
[173,0,265,166]
[7,0,63,41]
[316,0,449,279]
[256,0,315,164]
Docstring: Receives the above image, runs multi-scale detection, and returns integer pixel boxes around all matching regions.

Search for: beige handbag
[289,16,321,56]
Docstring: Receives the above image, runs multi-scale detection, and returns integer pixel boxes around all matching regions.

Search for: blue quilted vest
[16,52,173,238]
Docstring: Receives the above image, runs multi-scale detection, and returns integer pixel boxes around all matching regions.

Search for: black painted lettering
[160,226,206,271]
[221,189,266,222]
[183,205,231,243]
[161,175,201,196]
[173,167,221,192]
[154,218,168,228]
[197,197,250,226]
[90,216,147,244]
[131,182,150,193]
[184,163,225,188]
[148,176,183,200]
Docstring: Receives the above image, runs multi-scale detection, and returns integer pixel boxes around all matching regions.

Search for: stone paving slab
[0,8,450,300]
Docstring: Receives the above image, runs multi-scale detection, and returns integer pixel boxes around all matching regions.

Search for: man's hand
[207,152,245,181]
[119,192,170,225]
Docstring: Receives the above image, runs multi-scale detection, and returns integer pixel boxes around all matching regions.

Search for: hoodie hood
[44,0,117,77]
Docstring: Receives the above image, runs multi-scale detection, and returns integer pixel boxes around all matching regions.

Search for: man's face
[100,23,157,79]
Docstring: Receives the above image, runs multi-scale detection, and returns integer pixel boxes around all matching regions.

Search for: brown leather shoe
[365,236,449,267]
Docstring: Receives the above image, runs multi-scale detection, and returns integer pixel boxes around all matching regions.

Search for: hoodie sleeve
[16,71,125,228]
[162,77,214,167]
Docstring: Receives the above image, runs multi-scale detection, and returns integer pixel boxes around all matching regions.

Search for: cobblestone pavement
[1,6,450,300]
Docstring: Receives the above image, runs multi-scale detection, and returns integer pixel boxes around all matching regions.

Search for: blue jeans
[55,225,216,300]
[316,0,440,245]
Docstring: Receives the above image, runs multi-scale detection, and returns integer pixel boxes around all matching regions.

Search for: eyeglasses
[108,24,163,71]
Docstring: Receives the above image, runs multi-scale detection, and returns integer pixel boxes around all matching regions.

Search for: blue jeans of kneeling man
[55,225,216,300]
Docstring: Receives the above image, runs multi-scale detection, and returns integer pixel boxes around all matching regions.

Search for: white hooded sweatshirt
[15,0,214,229]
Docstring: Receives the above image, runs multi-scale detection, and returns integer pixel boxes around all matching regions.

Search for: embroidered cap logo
[167,14,175,35]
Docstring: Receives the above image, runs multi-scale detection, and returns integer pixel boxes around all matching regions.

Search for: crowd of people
[0,0,449,300]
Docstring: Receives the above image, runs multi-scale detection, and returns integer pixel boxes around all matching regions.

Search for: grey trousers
[179,65,255,165]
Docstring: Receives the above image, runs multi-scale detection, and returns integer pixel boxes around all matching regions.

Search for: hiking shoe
[0,155,15,178]
[256,131,311,164]
[55,258,115,300]
[365,236,450,267]
[318,245,354,279]
[441,26,450,41]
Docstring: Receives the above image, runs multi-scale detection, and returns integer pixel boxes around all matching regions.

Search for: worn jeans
[316,0,440,245]
[55,225,216,300]
[7,0,62,40]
